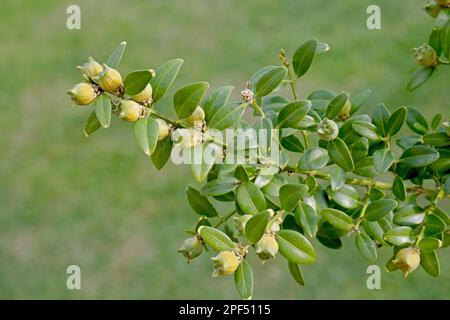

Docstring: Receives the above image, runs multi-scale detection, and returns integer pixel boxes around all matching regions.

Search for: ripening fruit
[185,106,205,127]
[77,57,103,79]
[255,233,279,260]
[178,236,203,262]
[393,247,421,278]
[211,251,240,277]
[95,64,123,92]
[412,44,437,67]
[156,119,170,141]
[131,83,153,104]
[317,118,339,141]
[338,99,352,120]
[119,100,143,122]
[67,83,96,105]
[172,128,202,149]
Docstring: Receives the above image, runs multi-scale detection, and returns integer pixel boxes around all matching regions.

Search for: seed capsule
[185,106,205,128]
[119,100,143,122]
[156,119,170,141]
[67,83,96,105]
[255,233,279,260]
[412,44,437,67]
[131,83,153,104]
[241,88,254,103]
[393,247,421,278]
[211,251,240,276]
[95,64,123,93]
[77,57,103,80]
[436,0,450,6]
[317,118,339,141]
[338,100,352,120]
[178,236,203,262]
[172,128,202,149]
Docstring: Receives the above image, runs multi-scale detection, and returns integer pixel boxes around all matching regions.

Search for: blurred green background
[0,0,448,299]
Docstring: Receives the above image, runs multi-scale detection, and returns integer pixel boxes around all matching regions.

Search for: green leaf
[294,202,317,237]
[352,121,381,141]
[234,260,253,300]
[396,135,422,150]
[355,233,377,262]
[151,136,173,170]
[236,182,266,215]
[276,100,312,129]
[174,82,209,119]
[288,262,305,286]
[350,137,369,162]
[150,58,184,103]
[123,70,153,95]
[83,110,101,137]
[209,103,247,130]
[392,176,407,201]
[363,218,391,247]
[354,157,378,178]
[94,93,112,128]
[424,214,446,236]
[330,165,346,191]
[407,67,435,91]
[203,86,233,122]
[134,117,159,156]
[369,188,385,201]
[191,145,216,182]
[431,113,442,130]
[384,226,416,246]
[201,178,238,196]
[326,93,349,119]
[420,250,440,277]
[281,134,304,153]
[399,145,439,168]
[350,89,371,115]
[393,205,424,226]
[386,106,407,137]
[406,108,429,135]
[292,39,318,77]
[186,186,218,217]
[245,210,271,244]
[372,103,390,137]
[373,149,396,174]
[234,165,250,182]
[321,208,354,231]
[106,41,126,68]
[366,199,398,222]
[279,184,308,212]
[327,138,355,172]
[330,184,359,209]
[276,230,316,264]
[418,237,442,252]
[198,226,235,252]
[298,148,329,170]
[423,132,450,147]
[254,66,287,97]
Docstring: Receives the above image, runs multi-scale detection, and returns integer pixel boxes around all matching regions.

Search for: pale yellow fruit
[95,64,123,92]
[393,247,421,278]
[156,119,170,141]
[67,83,96,105]
[185,106,205,127]
[77,57,103,79]
[119,100,142,122]
[131,84,153,103]
[211,251,240,276]
[255,233,279,260]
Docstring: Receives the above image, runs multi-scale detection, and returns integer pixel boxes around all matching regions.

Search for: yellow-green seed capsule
[172,128,202,149]
[338,100,352,120]
[178,236,203,262]
[77,57,103,79]
[412,44,437,67]
[95,64,123,92]
[185,106,205,127]
[119,100,143,122]
[156,119,170,141]
[317,118,339,141]
[131,83,153,104]
[67,83,96,105]
[393,247,421,278]
[255,233,279,260]
[211,251,240,277]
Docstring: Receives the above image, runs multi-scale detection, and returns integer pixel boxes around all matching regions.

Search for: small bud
[77,57,103,79]
[211,251,240,276]
[67,83,96,105]
[233,214,253,234]
[172,128,202,149]
[178,236,203,262]
[317,118,339,141]
[338,100,352,120]
[95,64,123,93]
[255,233,279,261]
[119,100,144,122]
[131,83,153,104]
[436,0,450,6]
[185,106,205,128]
[443,121,450,137]
[156,119,170,141]
[393,247,421,278]
[412,44,437,67]
[241,88,254,103]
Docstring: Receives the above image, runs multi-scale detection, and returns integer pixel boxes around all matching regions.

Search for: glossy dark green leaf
[420,250,440,277]
[186,186,218,217]
[352,121,381,141]
[280,184,308,212]
[424,214,446,236]
[326,93,349,119]
[355,232,377,262]
[94,93,111,128]
[327,138,355,172]
[407,67,435,91]
[234,165,250,182]
[298,148,329,170]
[123,70,153,95]
[354,157,378,177]
[245,210,271,244]
[321,208,354,231]
[201,178,238,196]
[330,165,346,191]
[431,113,442,130]
[234,260,253,300]
[366,199,398,222]
[399,145,439,168]
[423,132,450,147]
[288,262,305,286]
[134,117,159,156]
[173,82,209,119]
[151,136,173,170]
[419,237,442,252]
[396,135,422,150]
[384,226,416,246]
[350,89,371,115]
[363,218,391,247]
[386,106,407,137]
[236,182,266,215]
[83,110,101,137]
[255,66,287,97]
[406,108,429,135]
[281,134,304,152]
[276,230,316,264]
[150,58,184,102]
[294,202,317,237]
[198,226,235,252]
[308,89,336,100]
[209,103,247,130]
[276,100,312,129]
[330,184,359,209]
[371,103,390,137]
[106,41,126,68]
[373,149,396,174]
[350,138,369,162]
[392,176,407,201]
[203,86,233,122]
[393,205,424,226]
[292,39,318,77]
[369,188,385,201]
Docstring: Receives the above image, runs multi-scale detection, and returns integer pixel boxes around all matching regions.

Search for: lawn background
[0,0,449,299]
